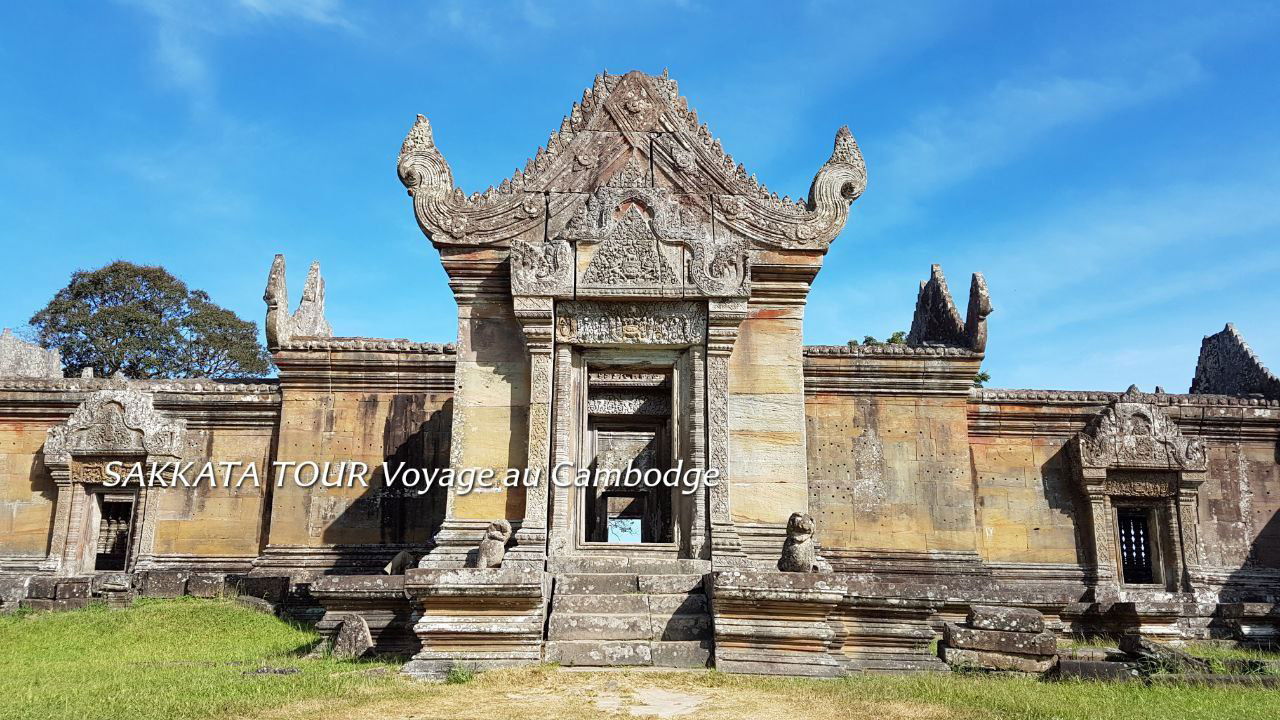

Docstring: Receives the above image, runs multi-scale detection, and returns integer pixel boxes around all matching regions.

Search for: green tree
[973,371,992,388]
[29,261,271,379]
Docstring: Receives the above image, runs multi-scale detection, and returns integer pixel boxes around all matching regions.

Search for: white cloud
[121,0,354,112]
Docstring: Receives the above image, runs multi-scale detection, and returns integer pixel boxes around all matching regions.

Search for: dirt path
[249,666,955,720]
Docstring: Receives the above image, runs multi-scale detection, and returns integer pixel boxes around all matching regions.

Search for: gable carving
[1072,390,1207,472]
[45,388,186,465]
[582,208,678,287]
[397,70,865,251]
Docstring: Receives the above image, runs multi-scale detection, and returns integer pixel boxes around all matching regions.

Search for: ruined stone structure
[1,71,1277,676]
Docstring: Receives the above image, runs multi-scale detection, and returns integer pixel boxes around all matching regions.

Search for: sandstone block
[332,614,374,659]
[552,593,648,615]
[234,575,289,603]
[637,574,706,594]
[651,640,712,668]
[940,644,1055,673]
[1119,634,1210,672]
[548,612,651,641]
[556,574,638,595]
[546,640,652,666]
[54,579,90,600]
[967,605,1045,633]
[140,571,189,598]
[26,576,58,599]
[944,624,1055,656]
[1051,658,1141,682]
[186,574,227,598]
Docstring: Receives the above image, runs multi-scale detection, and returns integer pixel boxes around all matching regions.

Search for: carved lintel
[556,301,706,346]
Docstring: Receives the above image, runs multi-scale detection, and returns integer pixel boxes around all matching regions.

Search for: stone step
[552,593,650,615]
[555,574,640,595]
[554,573,708,596]
[548,612,652,641]
[651,611,711,642]
[546,640,713,668]
[547,640,653,666]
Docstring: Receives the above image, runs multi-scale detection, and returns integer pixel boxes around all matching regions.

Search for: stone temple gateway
[1,71,1278,676]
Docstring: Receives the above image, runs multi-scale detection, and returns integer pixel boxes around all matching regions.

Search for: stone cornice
[803,349,982,396]
[968,388,1280,441]
[273,344,456,394]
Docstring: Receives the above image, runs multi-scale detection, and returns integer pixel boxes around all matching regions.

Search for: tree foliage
[29,261,271,379]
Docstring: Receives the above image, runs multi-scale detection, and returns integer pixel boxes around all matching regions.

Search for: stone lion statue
[466,519,512,568]
[778,512,826,573]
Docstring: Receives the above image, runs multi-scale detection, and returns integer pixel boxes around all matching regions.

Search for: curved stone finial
[964,272,993,353]
[906,265,991,352]
[263,254,332,351]
[0,328,61,378]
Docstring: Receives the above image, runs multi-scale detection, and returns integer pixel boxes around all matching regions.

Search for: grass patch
[3,599,1279,720]
[0,597,411,720]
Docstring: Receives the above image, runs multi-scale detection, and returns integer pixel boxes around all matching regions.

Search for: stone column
[1081,468,1117,600]
[707,299,749,568]
[1176,469,1207,592]
[547,343,580,559]
[508,296,554,567]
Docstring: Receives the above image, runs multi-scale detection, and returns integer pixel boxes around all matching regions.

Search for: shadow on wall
[1038,443,1093,570]
[1222,437,1280,603]
[318,397,453,565]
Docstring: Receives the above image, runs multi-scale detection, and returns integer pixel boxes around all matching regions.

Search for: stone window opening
[1114,504,1163,586]
[93,493,137,572]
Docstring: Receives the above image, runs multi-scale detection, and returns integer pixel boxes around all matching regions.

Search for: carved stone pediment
[1072,390,1207,472]
[397,70,865,252]
[45,388,186,465]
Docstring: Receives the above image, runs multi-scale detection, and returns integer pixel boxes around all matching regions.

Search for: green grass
[2,599,1279,720]
[0,597,407,720]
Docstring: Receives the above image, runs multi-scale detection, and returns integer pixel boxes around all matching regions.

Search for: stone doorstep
[944,624,1056,656]
[967,605,1046,634]
[939,644,1056,674]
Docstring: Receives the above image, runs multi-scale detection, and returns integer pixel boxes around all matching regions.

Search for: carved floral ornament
[396,70,865,251]
[1072,393,1207,473]
[45,388,186,467]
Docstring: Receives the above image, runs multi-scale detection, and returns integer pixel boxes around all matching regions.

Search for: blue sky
[1,1,1277,390]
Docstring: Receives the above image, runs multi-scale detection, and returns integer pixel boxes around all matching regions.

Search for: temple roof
[397,70,866,250]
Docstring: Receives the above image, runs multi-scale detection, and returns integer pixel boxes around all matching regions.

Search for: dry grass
[248,665,953,720]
